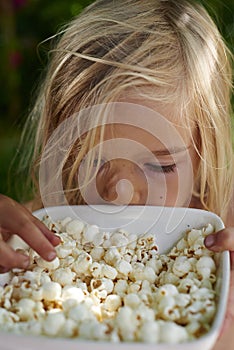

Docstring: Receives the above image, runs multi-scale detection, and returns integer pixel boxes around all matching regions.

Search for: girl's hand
[0,194,60,273]
[204,228,234,349]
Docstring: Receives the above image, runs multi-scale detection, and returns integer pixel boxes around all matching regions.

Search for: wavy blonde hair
[21,0,233,219]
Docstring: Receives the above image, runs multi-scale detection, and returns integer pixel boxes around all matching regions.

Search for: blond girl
[0,0,233,347]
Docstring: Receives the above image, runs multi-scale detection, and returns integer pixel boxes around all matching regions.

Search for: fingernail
[53,235,61,244]
[47,251,57,261]
[205,234,216,248]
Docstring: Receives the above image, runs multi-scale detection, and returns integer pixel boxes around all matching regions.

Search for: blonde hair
[21,0,233,219]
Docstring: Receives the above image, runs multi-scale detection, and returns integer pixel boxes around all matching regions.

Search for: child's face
[79,100,199,208]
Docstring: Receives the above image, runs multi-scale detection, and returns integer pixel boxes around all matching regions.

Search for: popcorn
[0,308,19,324]
[60,318,78,337]
[24,320,42,336]
[127,233,138,250]
[142,266,156,283]
[196,256,216,279]
[72,252,92,275]
[59,216,72,228]
[172,256,192,277]
[90,278,114,294]
[157,295,179,321]
[90,247,105,261]
[110,232,129,247]
[159,321,189,343]
[56,246,73,259]
[36,256,60,270]
[102,264,118,280]
[59,256,75,268]
[104,294,122,312]
[82,225,100,244]
[187,229,203,246]
[61,286,84,303]
[15,298,36,321]
[158,271,180,285]
[40,273,51,285]
[31,287,43,301]
[104,248,121,265]
[68,302,96,323]
[138,321,160,343]
[65,219,84,239]
[157,284,179,297]
[123,293,141,309]
[0,216,219,344]
[42,281,62,301]
[135,304,155,323]
[115,306,139,341]
[113,279,128,296]
[90,262,103,278]
[22,270,42,285]
[17,281,33,299]
[174,293,190,307]
[51,267,76,286]
[116,259,132,276]
[42,311,66,336]
[79,319,108,341]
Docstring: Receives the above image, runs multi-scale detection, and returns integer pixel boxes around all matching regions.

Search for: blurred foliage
[0,0,93,200]
[0,0,233,201]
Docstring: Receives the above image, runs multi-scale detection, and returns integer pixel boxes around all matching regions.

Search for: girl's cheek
[81,180,103,205]
[146,163,193,207]
[173,162,194,207]
[145,175,178,206]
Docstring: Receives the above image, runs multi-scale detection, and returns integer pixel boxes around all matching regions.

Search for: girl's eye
[144,162,176,174]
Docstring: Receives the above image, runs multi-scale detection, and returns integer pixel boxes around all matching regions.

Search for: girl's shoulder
[226,190,234,226]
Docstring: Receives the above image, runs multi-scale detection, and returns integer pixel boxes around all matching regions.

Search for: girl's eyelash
[144,163,176,173]
[93,158,176,174]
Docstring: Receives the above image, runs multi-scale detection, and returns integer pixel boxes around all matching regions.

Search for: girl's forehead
[101,99,194,150]
[101,123,192,160]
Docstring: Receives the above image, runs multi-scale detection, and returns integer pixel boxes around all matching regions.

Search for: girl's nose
[96,159,147,205]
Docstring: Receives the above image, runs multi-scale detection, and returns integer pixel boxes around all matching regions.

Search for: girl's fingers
[0,194,60,247]
[32,217,61,246]
[13,218,58,262]
[0,240,30,270]
[0,195,58,261]
[204,228,234,252]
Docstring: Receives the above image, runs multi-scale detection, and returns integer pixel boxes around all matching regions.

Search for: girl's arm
[0,194,60,273]
[204,191,234,350]
[212,253,234,350]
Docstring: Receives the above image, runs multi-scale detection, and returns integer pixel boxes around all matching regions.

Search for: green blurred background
[0,0,233,202]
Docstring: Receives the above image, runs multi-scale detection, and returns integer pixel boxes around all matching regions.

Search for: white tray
[0,205,230,350]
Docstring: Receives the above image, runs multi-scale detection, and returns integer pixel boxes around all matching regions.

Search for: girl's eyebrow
[152,145,191,156]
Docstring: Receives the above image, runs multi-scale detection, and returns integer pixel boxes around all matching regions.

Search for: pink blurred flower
[13,0,27,10]
[9,50,23,68]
